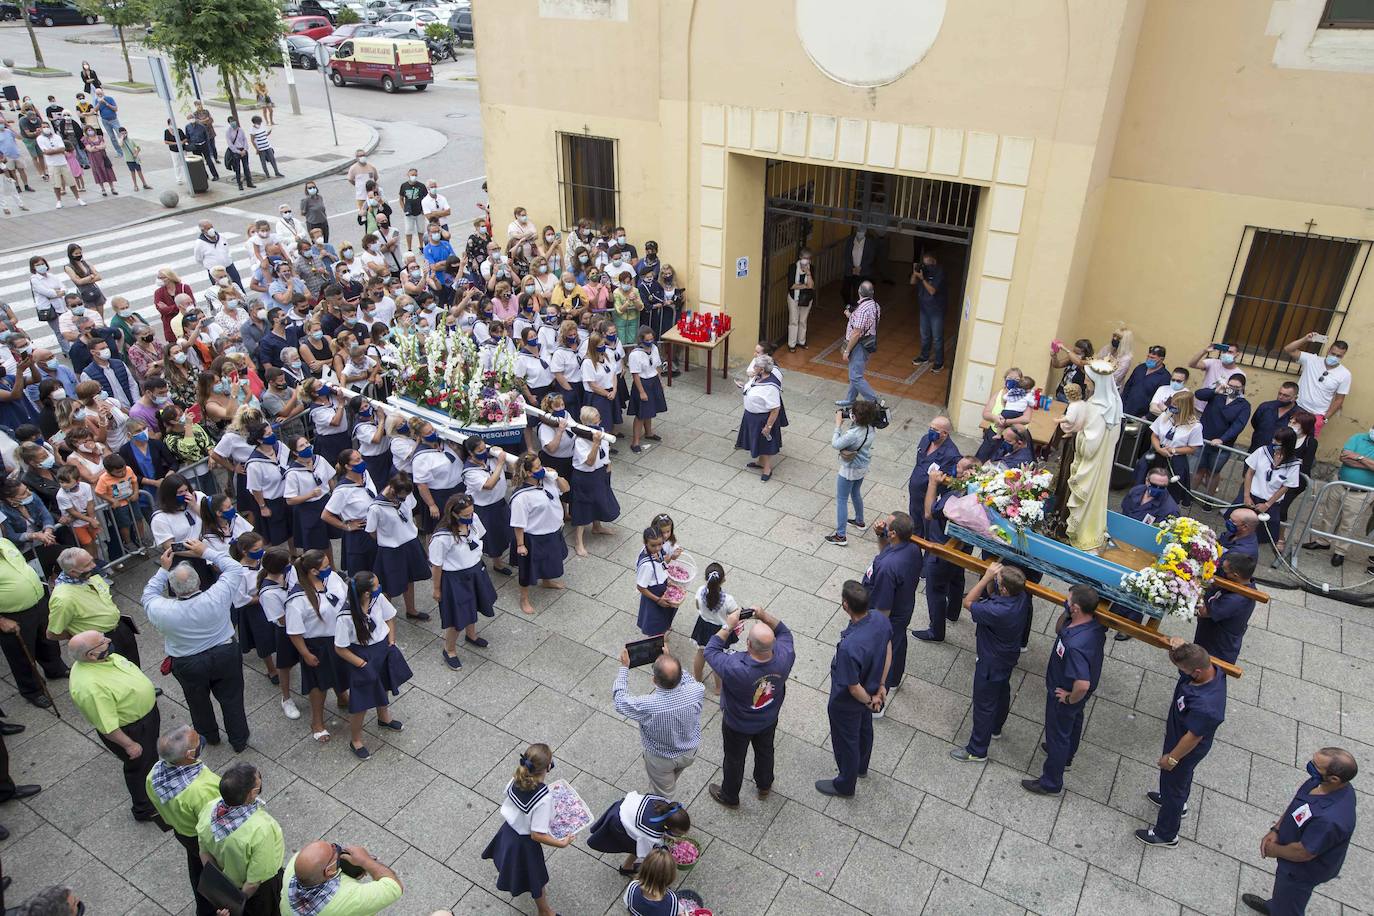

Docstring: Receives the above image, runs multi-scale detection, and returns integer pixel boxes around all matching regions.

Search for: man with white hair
[141,539,249,751]
[68,629,160,821]
[193,219,241,289]
[47,547,141,665]
[148,724,222,916]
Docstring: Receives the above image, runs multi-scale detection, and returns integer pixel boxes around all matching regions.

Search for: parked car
[361,0,403,22]
[318,21,382,47]
[376,9,435,34]
[275,34,322,69]
[0,3,22,20]
[28,1,96,25]
[448,6,471,42]
[328,36,432,92]
[284,14,333,40]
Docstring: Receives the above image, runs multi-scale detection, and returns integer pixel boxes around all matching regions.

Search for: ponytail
[703,562,725,612]
[294,549,328,618]
[513,742,552,791]
[346,572,377,645]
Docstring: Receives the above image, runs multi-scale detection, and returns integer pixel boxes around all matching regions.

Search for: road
[0,21,488,345]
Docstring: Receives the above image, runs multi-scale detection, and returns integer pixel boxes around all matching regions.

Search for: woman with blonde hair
[1134,388,1203,508]
[152,266,191,342]
[1097,324,1134,391]
[299,316,335,377]
[509,452,570,614]
[571,405,619,556]
[622,848,679,916]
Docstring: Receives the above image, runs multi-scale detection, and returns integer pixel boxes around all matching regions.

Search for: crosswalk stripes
[2,208,263,352]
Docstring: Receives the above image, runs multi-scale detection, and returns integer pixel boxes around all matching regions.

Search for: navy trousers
[884,610,914,689]
[827,702,873,795]
[1267,866,1321,916]
[1154,755,1204,841]
[967,661,1013,757]
[1037,692,1087,792]
[921,555,963,639]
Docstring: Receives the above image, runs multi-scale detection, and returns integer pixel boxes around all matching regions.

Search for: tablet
[625,634,665,668]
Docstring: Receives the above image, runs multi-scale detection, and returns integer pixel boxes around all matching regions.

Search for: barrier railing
[1280,478,1374,574]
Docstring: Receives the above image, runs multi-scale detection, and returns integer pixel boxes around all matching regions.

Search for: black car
[28,1,97,25]
[448,7,471,42]
[0,4,22,20]
[277,34,321,69]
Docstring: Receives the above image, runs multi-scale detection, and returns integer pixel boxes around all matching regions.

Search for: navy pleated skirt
[628,374,667,420]
[233,601,276,660]
[342,639,412,713]
[735,409,782,458]
[419,485,459,536]
[314,431,351,465]
[439,564,497,631]
[554,383,582,415]
[299,635,343,694]
[584,391,615,432]
[293,498,331,550]
[474,500,512,558]
[587,800,637,855]
[361,452,393,492]
[234,473,256,517]
[256,496,291,545]
[540,452,574,505]
[341,527,377,576]
[571,465,620,527]
[482,822,548,900]
[637,581,674,636]
[376,539,431,597]
[513,529,567,587]
[274,624,300,669]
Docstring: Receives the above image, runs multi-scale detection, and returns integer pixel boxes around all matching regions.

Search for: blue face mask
[1168,406,1180,415]
[926,428,940,442]
[606,334,617,343]
[641,340,653,350]
[596,345,608,354]
[222,508,237,523]
[177,493,190,506]
[214,381,230,395]
[457,515,474,527]
[297,446,314,460]
[317,567,332,581]
[1145,358,1160,370]
[1307,760,1322,780]
[1224,519,1238,536]
[396,423,409,435]
[350,461,367,475]
[133,430,149,442]
[263,433,278,447]
[1169,380,1184,391]
[319,385,333,398]
[1325,355,1341,368]
[423,432,440,443]
[551,409,567,419]
[1146,484,1166,497]
[1004,378,1020,391]
[247,548,266,560]
[532,467,547,480]
[371,586,383,600]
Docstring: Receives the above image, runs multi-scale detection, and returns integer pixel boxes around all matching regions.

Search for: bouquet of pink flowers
[546,780,593,840]
[965,462,1054,533]
[663,583,687,606]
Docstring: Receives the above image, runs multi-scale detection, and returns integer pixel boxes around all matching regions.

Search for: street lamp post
[315,44,338,146]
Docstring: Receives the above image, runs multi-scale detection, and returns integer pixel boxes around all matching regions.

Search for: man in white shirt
[1283,333,1352,433]
[274,205,308,248]
[37,125,83,208]
[420,181,451,230]
[192,220,241,289]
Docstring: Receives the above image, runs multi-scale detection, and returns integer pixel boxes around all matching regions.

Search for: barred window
[556,133,618,228]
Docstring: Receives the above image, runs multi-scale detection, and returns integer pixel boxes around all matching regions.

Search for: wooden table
[660,327,732,395]
[1027,400,1067,447]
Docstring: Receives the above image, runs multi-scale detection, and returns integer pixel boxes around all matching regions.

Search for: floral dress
[82,133,116,185]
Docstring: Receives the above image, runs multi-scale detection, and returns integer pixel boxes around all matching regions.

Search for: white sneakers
[77,199,86,206]
[281,698,301,720]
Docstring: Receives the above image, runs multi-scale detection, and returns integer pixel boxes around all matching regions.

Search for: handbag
[857,333,877,353]
[35,302,56,322]
[838,428,870,463]
[78,282,103,305]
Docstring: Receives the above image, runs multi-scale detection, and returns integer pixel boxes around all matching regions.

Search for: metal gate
[758,160,979,344]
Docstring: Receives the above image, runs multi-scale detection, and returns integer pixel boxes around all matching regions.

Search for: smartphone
[171,542,189,553]
[1212,342,1229,351]
[739,607,756,621]
[1311,333,1328,344]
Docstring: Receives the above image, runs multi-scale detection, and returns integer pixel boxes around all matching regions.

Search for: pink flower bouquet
[546,780,593,840]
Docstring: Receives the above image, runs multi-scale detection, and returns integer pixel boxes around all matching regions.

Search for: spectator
[1283,333,1351,435]
[1193,372,1252,496]
[1121,344,1170,419]
[196,762,285,915]
[613,650,705,795]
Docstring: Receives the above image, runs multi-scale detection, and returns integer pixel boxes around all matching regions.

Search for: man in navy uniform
[1023,584,1107,796]
[1243,747,1358,915]
[1120,467,1181,524]
[816,580,891,798]
[1121,344,1171,419]
[1136,642,1227,848]
[914,458,975,643]
[950,562,1029,763]
[906,420,961,523]
[1192,552,1257,666]
[1220,507,1261,558]
[863,511,922,716]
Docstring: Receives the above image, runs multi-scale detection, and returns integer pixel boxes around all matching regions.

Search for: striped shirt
[613,667,705,760]
[249,128,273,152]
[846,296,880,337]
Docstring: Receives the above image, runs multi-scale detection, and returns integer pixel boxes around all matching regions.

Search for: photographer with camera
[283,840,403,916]
[703,604,795,809]
[912,251,947,371]
[786,248,815,352]
[826,401,879,546]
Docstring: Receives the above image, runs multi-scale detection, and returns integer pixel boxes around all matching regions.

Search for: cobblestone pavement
[2,367,1372,915]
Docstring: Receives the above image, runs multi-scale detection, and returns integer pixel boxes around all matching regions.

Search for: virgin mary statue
[1058,359,1122,551]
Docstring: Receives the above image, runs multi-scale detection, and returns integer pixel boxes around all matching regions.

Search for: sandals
[312,729,330,743]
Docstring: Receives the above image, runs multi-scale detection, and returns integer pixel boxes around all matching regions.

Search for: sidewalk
[0,73,376,254]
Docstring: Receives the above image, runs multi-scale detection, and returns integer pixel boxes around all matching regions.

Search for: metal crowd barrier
[1281,478,1374,569]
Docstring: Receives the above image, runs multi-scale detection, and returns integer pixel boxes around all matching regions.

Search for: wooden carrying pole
[912,534,1245,679]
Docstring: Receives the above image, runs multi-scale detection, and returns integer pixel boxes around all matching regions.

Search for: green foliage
[144,0,284,119]
[423,21,453,41]
[75,0,150,83]
[334,6,360,24]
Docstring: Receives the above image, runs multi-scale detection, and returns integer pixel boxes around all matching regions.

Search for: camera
[840,406,852,419]
[873,520,888,540]
[330,843,366,878]
[171,542,189,553]
[739,607,757,621]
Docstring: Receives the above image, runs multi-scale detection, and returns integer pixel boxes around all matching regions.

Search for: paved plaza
[2,367,1372,915]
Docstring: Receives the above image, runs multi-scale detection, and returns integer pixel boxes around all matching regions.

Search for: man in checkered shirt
[613,649,705,794]
[837,280,883,408]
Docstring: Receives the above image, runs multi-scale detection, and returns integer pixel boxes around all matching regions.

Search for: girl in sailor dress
[150,474,217,585]
[303,379,351,465]
[479,323,515,375]
[691,561,738,687]
[587,791,691,874]
[481,744,572,915]
[516,329,554,453]
[536,393,576,515]
[508,454,570,616]
[350,398,392,494]
[245,430,292,547]
[388,416,418,478]
[227,531,279,684]
[580,332,618,434]
[333,571,411,759]
[512,295,538,341]
[199,493,253,555]
[284,435,336,552]
[622,849,679,916]
[258,547,301,720]
[285,550,349,741]
[634,527,675,637]
[365,476,432,621]
[322,449,378,575]
[210,407,268,524]
[409,423,465,536]
[429,494,497,669]
[735,360,787,481]
[459,437,514,576]
[740,343,790,427]
[535,309,561,357]
[598,319,628,428]
[627,328,668,452]
[548,319,584,415]
[471,313,494,347]
[571,414,620,557]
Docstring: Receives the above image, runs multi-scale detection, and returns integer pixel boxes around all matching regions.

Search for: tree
[76,0,152,84]
[334,6,360,25]
[21,13,47,69]
[144,0,283,122]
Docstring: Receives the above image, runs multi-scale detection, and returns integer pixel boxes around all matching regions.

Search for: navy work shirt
[1219,527,1260,558]
[1194,387,1252,444]
[917,263,946,311]
[1165,667,1227,762]
[971,589,1029,675]
[863,541,921,621]
[926,489,956,545]
[828,612,892,712]
[1122,361,1172,418]
[991,441,1035,468]
[1249,398,1298,454]
[1045,616,1107,698]
[1193,585,1255,665]
[704,622,796,735]
[1120,484,1180,524]
[1275,770,1358,886]
[907,435,962,519]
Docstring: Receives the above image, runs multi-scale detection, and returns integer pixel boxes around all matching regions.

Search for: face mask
[396,423,410,435]
[177,493,190,506]
[429,233,441,242]
[578,255,589,264]
[543,314,558,325]
[307,187,318,195]
[606,334,618,343]
[50,388,67,401]
[564,336,578,346]
[35,264,48,275]
[1219,354,1235,366]
[221,508,237,523]
[247,548,266,561]
[1146,484,1166,497]
[74,407,90,421]
[1004,378,1020,391]
[423,432,440,443]
[1325,355,1341,368]
[310,331,324,342]
[173,352,188,365]
[457,514,474,527]
[517,215,528,224]
[317,566,332,581]
[263,433,278,447]
[641,340,653,350]
[350,460,368,475]
[1168,405,1180,415]
[1145,358,1159,369]
[39,455,55,469]
[257,231,270,239]
[1224,519,1238,536]
[72,306,87,317]
[523,284,536,294]
[532,467,547,480]
[1169,380,1184,391]
[132,430,149,443]
[297,446,314,460]
[341,249,353,259]
[289,360,302,370]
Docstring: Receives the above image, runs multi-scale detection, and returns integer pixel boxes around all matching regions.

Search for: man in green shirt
[283,841,403,916]
[147,725,222,916]
[68,630,160,821]
[197,763,285,916]
[0,537,67,707]
[47,547,142,666]
[1304,429,1374,570]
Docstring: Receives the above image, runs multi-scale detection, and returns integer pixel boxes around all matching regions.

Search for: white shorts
[404,213,424,236]
[48,162,73,184]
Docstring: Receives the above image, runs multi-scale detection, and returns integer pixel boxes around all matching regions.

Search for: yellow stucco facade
[473,0,1374,456]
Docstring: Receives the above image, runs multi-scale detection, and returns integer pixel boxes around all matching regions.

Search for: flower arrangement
[394,327,525,427]
[668,836,701,872]
[1119,516,1223,621]
[963,462,1055,533]
[546,780,593,840]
